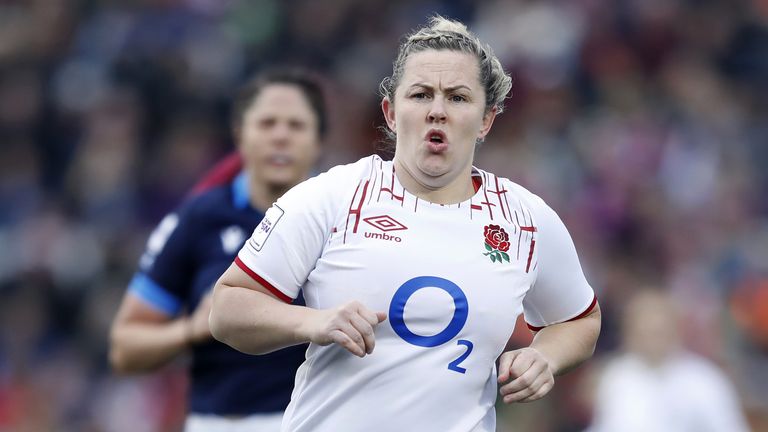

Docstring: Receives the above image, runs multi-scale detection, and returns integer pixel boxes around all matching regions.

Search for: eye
[289,119,307,131]
[411,92,430,100]
[258,117,276,129]
[450,94,468,102]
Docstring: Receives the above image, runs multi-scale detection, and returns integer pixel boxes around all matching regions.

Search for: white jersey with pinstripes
[236,155,596,432]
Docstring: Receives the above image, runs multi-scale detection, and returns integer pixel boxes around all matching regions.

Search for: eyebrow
[410,83,472,92]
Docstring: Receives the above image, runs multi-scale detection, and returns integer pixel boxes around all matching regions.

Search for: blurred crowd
[1,0,767,431]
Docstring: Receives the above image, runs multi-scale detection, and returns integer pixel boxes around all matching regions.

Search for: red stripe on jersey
[343,182,362,243]
[526,295,598,331]
[525,239,536,273]
[352,180,370,232]
[377,168,384,202]
[502,183,514,225]
[381,167,404,202]
[480,174,495,220]
[514,211,522,259]
[366,157,378,205]
[234,257,292,303]
[491,175,510,222]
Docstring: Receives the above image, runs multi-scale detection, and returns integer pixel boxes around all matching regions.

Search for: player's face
[238,84,320,189]
[624,294,679,364]
[383,49,496,193]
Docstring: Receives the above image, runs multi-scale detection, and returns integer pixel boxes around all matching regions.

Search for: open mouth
[425,129,448,153]
[426,129,446,144]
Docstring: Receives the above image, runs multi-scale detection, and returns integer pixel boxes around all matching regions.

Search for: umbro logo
[363,215,406,243]
[363,215,407,232]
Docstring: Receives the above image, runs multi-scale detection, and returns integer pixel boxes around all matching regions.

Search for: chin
[264,173,302,190]
[417,159,451,179]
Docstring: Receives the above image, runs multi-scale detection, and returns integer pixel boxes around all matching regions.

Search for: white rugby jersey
[236,155,596,432]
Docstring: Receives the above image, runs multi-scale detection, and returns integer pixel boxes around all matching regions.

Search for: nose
[427,97,447,123]
[270,122,291,146]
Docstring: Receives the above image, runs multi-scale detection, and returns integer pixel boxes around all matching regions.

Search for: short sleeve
[235,169,340,302]
[127,208,195,316]
[523,197,596,330]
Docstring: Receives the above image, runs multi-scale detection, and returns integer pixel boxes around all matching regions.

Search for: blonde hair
[379,15,512,115]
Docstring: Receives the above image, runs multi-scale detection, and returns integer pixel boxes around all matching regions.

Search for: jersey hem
[234,257,293,303]
[526,294,597,331]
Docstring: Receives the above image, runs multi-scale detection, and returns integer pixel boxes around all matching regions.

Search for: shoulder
[481,169,553,218]
[138,186,232,270]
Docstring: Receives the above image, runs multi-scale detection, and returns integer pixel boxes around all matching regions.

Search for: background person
[586,288,750,432]
[109,68,327,431]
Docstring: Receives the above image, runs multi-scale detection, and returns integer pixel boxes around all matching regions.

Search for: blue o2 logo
[389,276,473,373]
[389,276,468,347]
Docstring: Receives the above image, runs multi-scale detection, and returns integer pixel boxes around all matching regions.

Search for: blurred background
[1,0,767,430]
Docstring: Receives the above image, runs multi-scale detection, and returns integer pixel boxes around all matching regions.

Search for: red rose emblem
[484,224,510,252]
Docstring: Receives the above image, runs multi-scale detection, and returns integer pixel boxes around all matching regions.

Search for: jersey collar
[231,171,250,210]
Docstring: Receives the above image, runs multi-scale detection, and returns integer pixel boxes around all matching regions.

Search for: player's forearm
[529,305,601,375]
[210,283,312,355]
[109,318,189,373]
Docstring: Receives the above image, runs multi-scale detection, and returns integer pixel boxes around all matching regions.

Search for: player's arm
[109,207,204,374]
[210,262,386,357]
[499,195,601,403]
[529,303,601,374]
[109,292,210,373]
[211,163,386,357]
[498,305,600,403]
[110,151,244,374]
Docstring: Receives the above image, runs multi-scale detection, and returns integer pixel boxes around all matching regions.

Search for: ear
[381,97,396,132]
[478,106,498,141]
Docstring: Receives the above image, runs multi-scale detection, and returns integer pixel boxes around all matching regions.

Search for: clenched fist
[498,347,555,403]
[301,301,387,357]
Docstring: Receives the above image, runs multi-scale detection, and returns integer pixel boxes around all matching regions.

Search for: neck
[247,173,288,211]
[393,158,475,204]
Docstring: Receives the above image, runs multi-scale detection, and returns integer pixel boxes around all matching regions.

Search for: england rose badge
[483,224,510,263]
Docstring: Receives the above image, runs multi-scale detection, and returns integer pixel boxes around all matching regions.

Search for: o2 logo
[388,276,473,374]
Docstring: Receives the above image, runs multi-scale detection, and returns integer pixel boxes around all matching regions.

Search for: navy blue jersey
[128,172,306,415]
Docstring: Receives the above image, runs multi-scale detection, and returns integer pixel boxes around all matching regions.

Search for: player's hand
[188,293,214,345]
[304,301,387,357]
[497,347,555,403]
